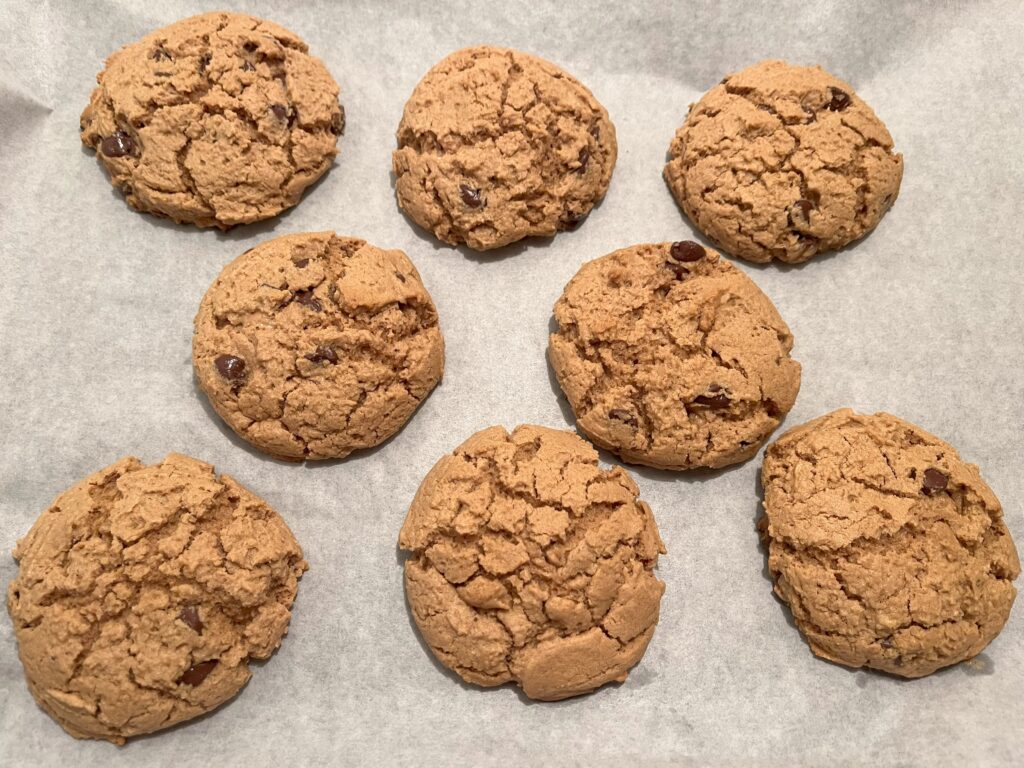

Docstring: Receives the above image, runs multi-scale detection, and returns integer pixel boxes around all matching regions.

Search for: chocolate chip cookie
[664,60,903,264]
[549,241,801,470]
[399,425,665,700]
[80,12,344,228]
[193,232,444,460]
[761,410,1020,677]
[392,46,616,250]
[6,454,307,744]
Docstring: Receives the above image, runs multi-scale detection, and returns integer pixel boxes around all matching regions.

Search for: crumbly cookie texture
[664,60,903,264]
[193,231,444,461]
[6,454,307,744]
[761,410,1020,677]
[392,45,617,251]
[399,425,665,700]
[80,12,344,228]
[549,241,801,470]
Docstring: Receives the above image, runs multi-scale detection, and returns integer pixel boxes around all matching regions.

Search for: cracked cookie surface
[193,231,444,461]
[392,45,616,251]
[80,12,344,228]
[399,425,665,700]
[664,60,903,264]
[6,454,307,744]
[549,241,801,470]
[761,409,1020,677]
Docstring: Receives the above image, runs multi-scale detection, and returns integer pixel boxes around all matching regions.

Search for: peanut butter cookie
[399,425,665,700]
[664,60,902,264]
[761,409,1020,677]
[549,241,801,470]
[80,12,344,228]
[193,232,444,460]
[6,454,307,744]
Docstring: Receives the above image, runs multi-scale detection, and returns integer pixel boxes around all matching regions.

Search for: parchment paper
[1,1,1022,765]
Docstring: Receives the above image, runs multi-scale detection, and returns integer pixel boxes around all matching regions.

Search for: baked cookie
[193,232,444,460]
[6,454,307,744]
[549,241,801,470]
[80,12,344,228]
[392,46,616,251]
[664,60,903,264]
[399,425,665,700]
[761,409,1020,677]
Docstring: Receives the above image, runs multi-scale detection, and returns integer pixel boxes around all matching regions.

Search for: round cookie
[399,425,665,700]
[664,60,903,264]
[80,12,344,228]
[392,45,617,251]
[549,241,801,470]
[761,409,1020,677]
[193,232,444,460]
[6,454,307,744]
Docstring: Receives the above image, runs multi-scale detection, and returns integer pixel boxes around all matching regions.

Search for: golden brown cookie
[392,45,616,251]
[80,12,344,228]
[664,60,903,264]
[193,232,444,461]
[6,454,307,744]
[761,409,1020,677]
[399,425,665,700]
[549,241,801,470]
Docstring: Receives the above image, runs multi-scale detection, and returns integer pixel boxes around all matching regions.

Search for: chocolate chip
[589,124,600,140]
[215,355,246,382]
[152,47,172,62]
[198,53,211,74]
[922,468,948,495]
[331,107,345,136]
[100,131,135,158]
[293,289,323,312]
[270,103,288,121]
[788,199,814,227]
[178,660,217,687]
[690,387,731,410]
[827,87,851,111]
[394,271,407,283]
[881,637,894,649]
[305,345,338,364]
[294,259,309,268]
[608,408,637,428]
[242,61,255,72]
[576,147,589,173]
[179,606,203,634]
[670,241,705,263]
[459,184,483,208]
[558,210,582,231]
[243,42,258,52]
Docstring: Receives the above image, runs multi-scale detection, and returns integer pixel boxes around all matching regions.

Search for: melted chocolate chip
[294,259,309,268]
[178,659,217,687]
[152,47,172,62]
[293,289,323,312]
[576,147,589,173]
[559,210,582,231]
[179,606,203,634]
[242,61,255,72]
[788,199,814,227]
[670,241,705,263]
[198,53,211,74]
[459,184,483,208]
[215,355,246,382]
[270,103,288,121]
[100,131,135,158]
[394,271,407,283]
[922,468,948,495]
[690,388,731,410]
[305,345,338,364]
[243,42,258,52]
[827,87,851,111]
[589,124,600,140]
[608,408,637,428]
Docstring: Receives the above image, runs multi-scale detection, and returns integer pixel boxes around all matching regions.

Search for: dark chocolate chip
[608,408,637,428]
[669,241,705,263]
[152,47,172,62]
[243,42,258,52]
[576,147,589,173]
[690,390,731,410]
[100,131,135,158]
[179,606,203,634]
[459,184,483,208]
[270,103,288,121]
[788,199,814,227]
[242,61,255,72]
[394,271,407,283]
[293,289,323,312]
[215,355,246,382]
[922,468,948,495]
[827,87,851,111]
[589,124,600,140]
[198,53,211,74]
[178,659,217,687]
[558,210,582,231]
[305,345,338,365]
[294,259,309,268]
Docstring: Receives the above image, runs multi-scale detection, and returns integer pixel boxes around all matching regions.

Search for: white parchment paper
[1,1,1022,765]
